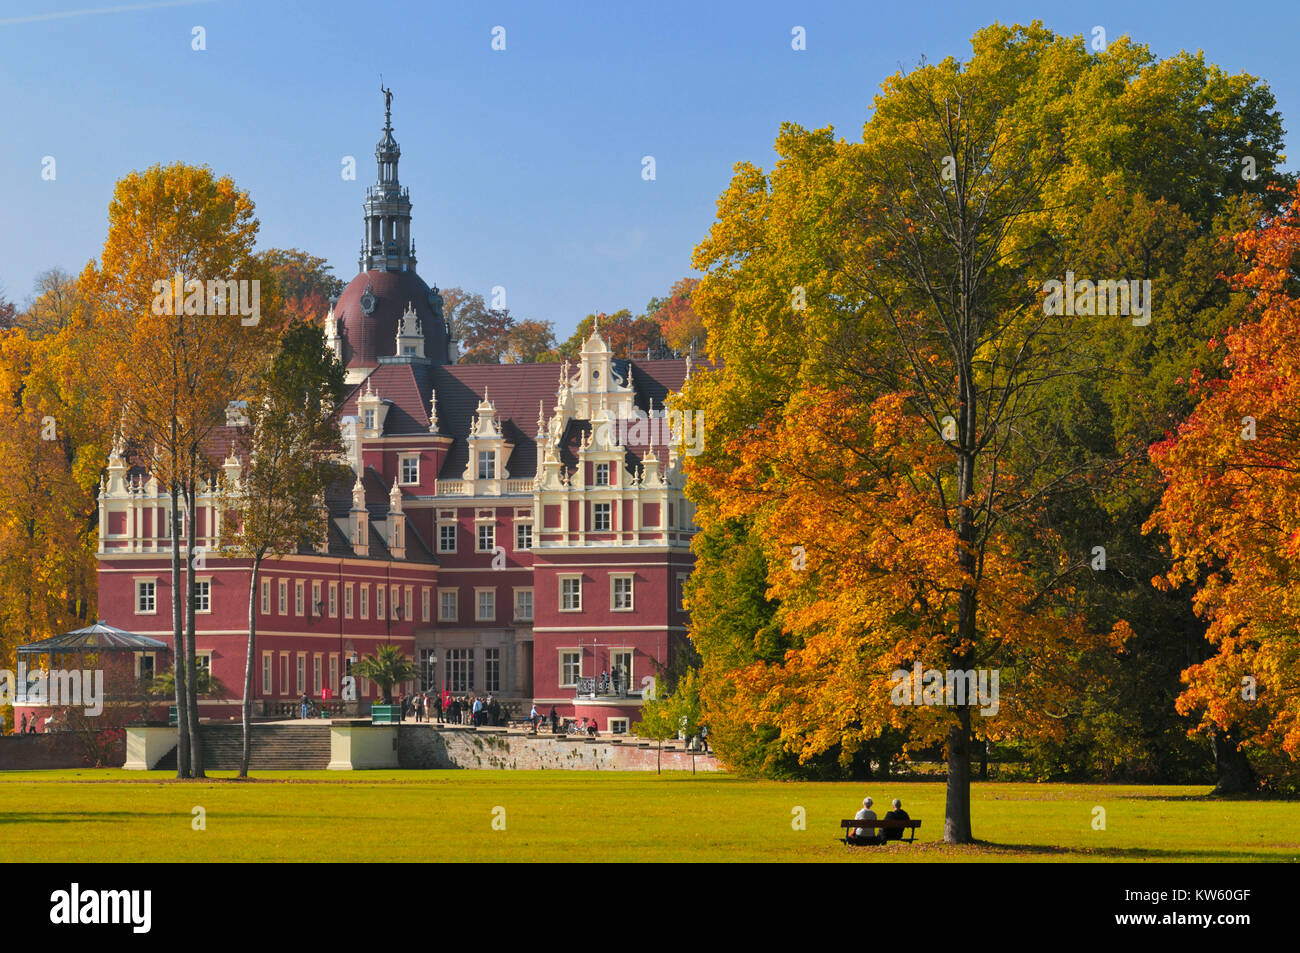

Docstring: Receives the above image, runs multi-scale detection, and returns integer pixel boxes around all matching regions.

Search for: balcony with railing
[434,479,535,497]
[575,674,641,701]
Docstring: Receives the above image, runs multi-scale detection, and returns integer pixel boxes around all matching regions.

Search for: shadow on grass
[897,841,1290,860]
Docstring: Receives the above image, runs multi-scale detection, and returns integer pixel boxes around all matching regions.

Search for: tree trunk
[943,382,978,844]
[241,557,261,778]
[184,482,204,777]
[1211,727,1256,795]
[944,707,974,842]
[170,484,191,778]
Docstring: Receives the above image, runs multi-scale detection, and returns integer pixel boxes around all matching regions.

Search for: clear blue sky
[2,0,1297,341]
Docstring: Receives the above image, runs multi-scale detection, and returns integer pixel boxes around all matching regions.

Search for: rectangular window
[560,651,581,688]
[194,580,211,613]
[439,589,458,622]
[262,652,272,695]
[313,655,322,695]
[328,582,338,618]
[278,580,288,615]
[196,653,211,676]
[561,576,582,612]
[261,579,270,615]
[447,648,473,693]
[612,575,633,611]
[477,523,495,553]
[609,717,629,735]
[677,573,689,612]
[364,408,376,431]
[421,587,430,623]
[477,450,496,480]
[376,586,386,621]
[611,650,633,693]
[515,589,533,622]
[594,462,609,486]
[400,455,419,485]
[344,583,354,618]
[484,648,501,693]
[404,586,413,624]
[419,648,435,692]
[329,655,339,697]
[295,580,304,616]
[516,522,532,551]
[477,589,495,622]
[312,580,322,616]
[280,654,289,696]
[439,523,456,552]
[136,580,156,614]
[296,655,306,694]
[593,502,611,532]
[360,585,369,620]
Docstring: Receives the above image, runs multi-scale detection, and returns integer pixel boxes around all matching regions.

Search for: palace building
[92,95,699,734]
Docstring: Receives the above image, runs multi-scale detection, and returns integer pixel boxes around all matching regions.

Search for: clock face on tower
[360,291,376,315]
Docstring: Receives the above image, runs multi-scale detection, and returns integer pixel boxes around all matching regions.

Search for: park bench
[839,819,922,844]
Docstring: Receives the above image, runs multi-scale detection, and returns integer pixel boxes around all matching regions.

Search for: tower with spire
[360,83,416,273]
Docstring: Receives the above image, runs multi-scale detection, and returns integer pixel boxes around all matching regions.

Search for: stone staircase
[198,723,332,771]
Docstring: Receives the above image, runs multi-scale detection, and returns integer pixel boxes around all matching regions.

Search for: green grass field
[0,770,1294,862]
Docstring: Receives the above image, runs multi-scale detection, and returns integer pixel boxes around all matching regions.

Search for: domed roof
[334,269,448,368]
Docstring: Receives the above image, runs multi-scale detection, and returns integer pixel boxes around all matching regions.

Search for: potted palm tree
[351,644,419,725]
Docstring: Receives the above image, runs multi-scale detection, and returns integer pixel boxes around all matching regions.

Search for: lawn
[0,770,1294,862]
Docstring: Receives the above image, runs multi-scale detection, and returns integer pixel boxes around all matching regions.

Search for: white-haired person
[847,796,882,845]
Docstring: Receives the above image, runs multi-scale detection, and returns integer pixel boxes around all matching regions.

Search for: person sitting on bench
[847,796,882,845]
[881,798,911,840]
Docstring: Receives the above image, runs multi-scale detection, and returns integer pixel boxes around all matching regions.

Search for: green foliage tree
[683,22,1293,821]
[226,319,346,776]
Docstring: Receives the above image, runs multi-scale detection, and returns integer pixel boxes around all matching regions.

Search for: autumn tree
[442,287,514,363]
[82,162,282,777]
[20,269,82,339]
[649,278,705,355]
[502,318,559,363]
[1146,186,1300,792]
[226,319,346,776]
[256,249,344,326]
[0,289,16,331]
[558,310,665,360]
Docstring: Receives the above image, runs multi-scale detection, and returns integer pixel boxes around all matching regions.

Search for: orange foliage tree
[697,385,1130,769]
[1146,186,1300,786]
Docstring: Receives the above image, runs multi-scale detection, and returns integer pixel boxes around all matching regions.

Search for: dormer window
[595,463,610,486]
[364,409,376,431]
[477,450,496,480]
[400,455,419,485]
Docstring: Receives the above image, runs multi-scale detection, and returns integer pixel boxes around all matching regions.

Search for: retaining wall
[0,731,126,770]
[396,725,721,771]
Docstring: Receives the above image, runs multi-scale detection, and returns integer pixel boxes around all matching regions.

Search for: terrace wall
[396,724,720,771]
[0,731,126,770]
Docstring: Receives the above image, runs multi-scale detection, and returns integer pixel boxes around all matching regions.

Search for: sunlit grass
[0,770,1294,862]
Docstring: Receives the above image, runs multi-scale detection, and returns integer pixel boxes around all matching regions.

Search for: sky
[2,0,1298,341]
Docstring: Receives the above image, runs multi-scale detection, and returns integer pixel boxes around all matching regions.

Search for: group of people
[525,705,601,736]
[16,713,46,734]
[847,797,912,845]
[399,691,508,727]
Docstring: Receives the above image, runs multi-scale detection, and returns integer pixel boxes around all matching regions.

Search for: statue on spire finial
[381,80,393,127]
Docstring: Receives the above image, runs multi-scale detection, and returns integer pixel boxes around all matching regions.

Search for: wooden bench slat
[839,819,921,828]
